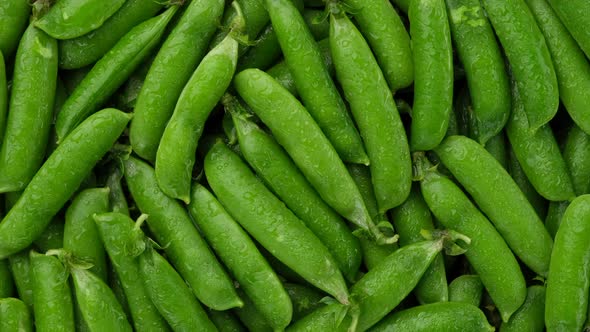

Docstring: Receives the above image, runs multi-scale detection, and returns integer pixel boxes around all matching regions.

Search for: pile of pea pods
[1,0,590,330]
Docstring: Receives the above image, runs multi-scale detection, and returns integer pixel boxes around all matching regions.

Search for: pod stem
[421,229,471,256]
[31,0,53,20]
[412,151,439,181]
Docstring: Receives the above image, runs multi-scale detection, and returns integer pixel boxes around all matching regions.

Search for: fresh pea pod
[500,285,545,332]
[55,6,176,142]
[0,259,13,297]
[30,251,75,332]
[330,7,411,211]
[34,0,126,40]
[58,0,163,69]
[189,184,292,331]
[480,0,558,130]
[0,0,30,56]
[0,108,130,259]
[8,251,33,309]
[547,0,590,59]
[409,0,454,151]
[546,195,590,331]
[342,0,413,91]
[563,124,590,196]
[507,144,548,219]
[284,283,326,321]
[0,23,57,193]
[434,135,553,277]
[0,298,32,332]
[264,0,368,165]
[448,275,483,307]
[0,51,6,142]
[205,141,350,304]
[124,156,242,310]
[130,0,224,162]
[233,288,274,332]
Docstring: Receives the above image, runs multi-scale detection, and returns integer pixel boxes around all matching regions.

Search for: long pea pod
[0,298,32,332]
[0,0,30,56]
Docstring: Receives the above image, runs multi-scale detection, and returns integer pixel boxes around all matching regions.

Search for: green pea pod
[480,0,558,130]
[209,310,246,332]
[139,247,217,332]
[0,108,131,259]
[369,302,494,332]
[34,217,65,252]
[107,265,131,324]
[342,0,413,91]
[233,288,274,332]
[391,184,448,304]
[155,32,238,203]
[234,69,385,242]
[205,141,350,304]
[264,0,368,165]
[546,0,590,58]
[546,195,590,331]
[237,24,281,71]
[330,8,411,211]
[445,0,511,145]
[286,303,349,332]
[500,285,545,332]
[34,0,126,40]
[30,251,75,332]
[434,135,554,277]
[0,24,57,192]
[0,51,6,142]
[189,184,292,331]
[124,156,242,310]
[0,259,13,297]
[58,0,163,69]
[409,0,454,151]
[0,0,30,56]
[130,0,223,162]
[228,101,361,282]
[506,75,575,201]
[8,251,33,309]
[71,267,132,332]
[105,165,129,215]
[545,200,569,239]
[507,144,548,219]
[448,275,483,307]
[563,124,590,196]
[303,9,330,40]
[55,6,177,142]
[64,188,110,281]
[0,298,32,332]
[484,132,508,170]
[418,158,526,322]
[284,283,326,321]
[94,213,170,331]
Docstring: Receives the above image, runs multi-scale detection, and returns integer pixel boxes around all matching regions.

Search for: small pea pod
[55,6,177,142]
[0,0,30,56]
[500,285,545,332]
[409,0,454,151]
[0,51,6,142]
[34,0,126,40]
[434,135,554,277]
[8,251,33,309]
[189,184,292,331]
[0,108,131,259]
[546,0,590,59]
[546,195,590,331]
[284,283,326,321]
[330,7,412,211]
[448,275,483,307]
[130,0,224,162]
[0,298,32,332]
[507,144,548,219]
[124,156,242,310]
[0,259,13,297]
[30,251,75,332]
[0,23,58,193]
[58,0,163,69]
[204,141,350,304]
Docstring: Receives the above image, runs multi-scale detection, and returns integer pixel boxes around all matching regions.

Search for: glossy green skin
[265,0,368,165]
[507,144,548,219]
[231,112,361,281]
[434,135,554,277]
[563,124,590,196]
[94,213,169,331]
[343,0,413,91]
[369,302,494,332]
[233,288,273,332]
[71,268,132,332]
[506,78,574,201]
[58,0,162,69]
[0,0,30,56]
[0,52,6,142]
[189,184,292,330]
[546,195,590,331]
[448,275,483,307]
[545,200,569,239]
[30,252,75,332]
[0,259,13,297]
[124,156,241,310]
[500,285,545,332]
[107,265,131,324]
[156,35,237,203]
[8,251,33,309]
[130,0,223,162]
[0,298,32,332]
[547,0,590,59]
[139,249,217,332]
[205,142,350,304]
[34,0,126,40]
[527,0,590,136]
[480,0,558,130]
[34,217,65,252]
[391,185,448,304]
[484,133,508,169]
[303,9,330,40]
[446,0,510,144]
[409,0,454,151]
[331,12,411,211]
[352,240,444,331]
[0,24,57,192]
[286,303,349,332]
[105,166,129,215]
[209,310,246,332]
[234,69,376,237]
[55,7,176,142]
[0,108,130,259]
[64,188,110,281]
[284,283,325,321]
